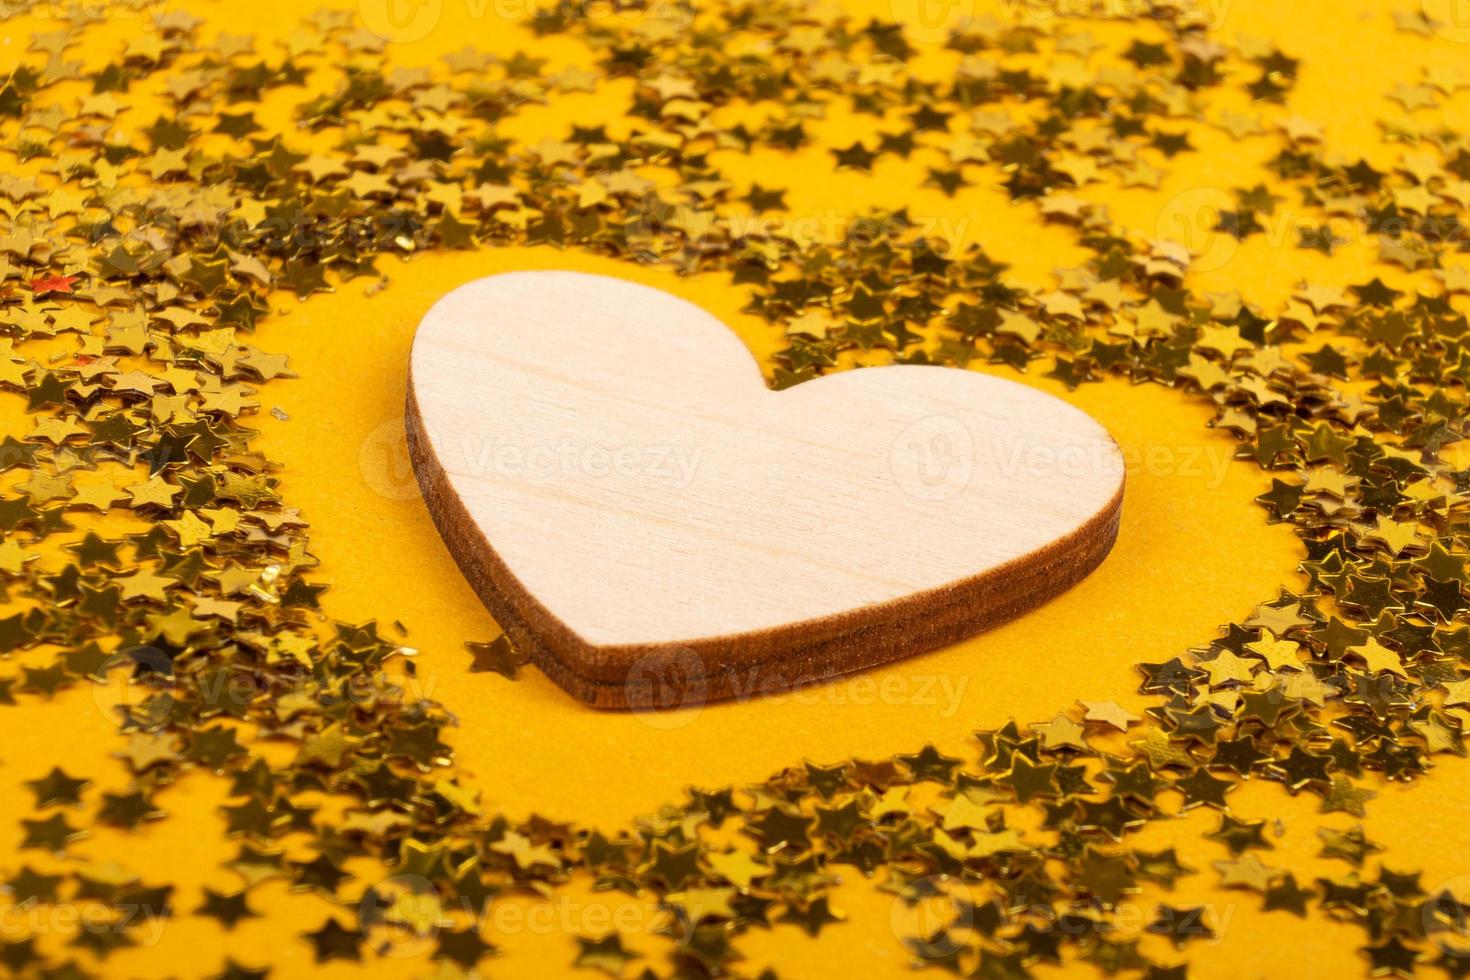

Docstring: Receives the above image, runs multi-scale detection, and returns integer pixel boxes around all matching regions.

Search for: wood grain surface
[407,271,1125,708]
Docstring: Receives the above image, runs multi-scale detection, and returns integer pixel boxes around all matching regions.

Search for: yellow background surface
[3,0,1470,977]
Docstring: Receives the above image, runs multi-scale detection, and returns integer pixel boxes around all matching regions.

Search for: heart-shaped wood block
[407,271,1124,709]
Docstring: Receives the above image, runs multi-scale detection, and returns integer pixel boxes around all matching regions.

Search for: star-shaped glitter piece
[1078,700,1140,731]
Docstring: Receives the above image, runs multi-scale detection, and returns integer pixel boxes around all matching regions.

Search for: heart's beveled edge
[406,376,1124,710]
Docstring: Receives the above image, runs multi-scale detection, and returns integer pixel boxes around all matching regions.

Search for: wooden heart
[407,271,1124,709]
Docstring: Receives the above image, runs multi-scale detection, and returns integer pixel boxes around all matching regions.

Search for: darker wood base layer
[408,383,1124,711]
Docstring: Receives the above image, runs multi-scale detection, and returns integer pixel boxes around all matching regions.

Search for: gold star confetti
[0,3,1465,978]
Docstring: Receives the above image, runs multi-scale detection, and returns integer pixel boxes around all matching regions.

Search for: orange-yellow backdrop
[3,0,1470,977]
